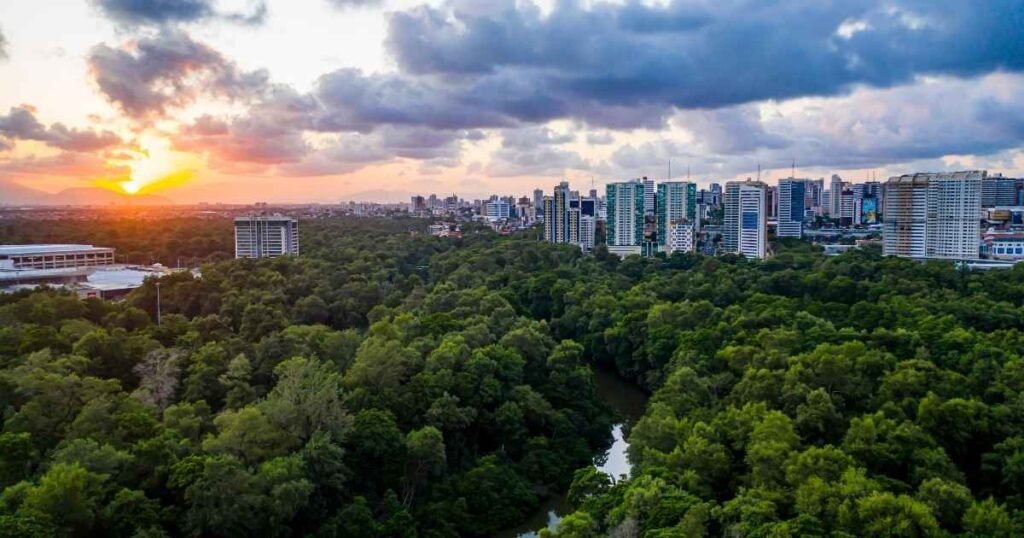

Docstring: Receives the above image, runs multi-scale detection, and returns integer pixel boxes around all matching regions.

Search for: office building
[840,187,855,226]
[724,180,767,259]
[0,244,115,270]
[982,175,1020,207]
[778,180,806,238]
[234,215,299,259]
[607,180,646,252]
[665,220,695,254]
[983,231,1024,260]
[883,171,983,260]
[484,200,511,222]
[656,182,696,247]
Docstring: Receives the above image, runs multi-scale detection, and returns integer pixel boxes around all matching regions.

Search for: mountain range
[0,180,172,206]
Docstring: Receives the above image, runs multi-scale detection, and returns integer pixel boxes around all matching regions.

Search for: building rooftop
[0,244,113,256]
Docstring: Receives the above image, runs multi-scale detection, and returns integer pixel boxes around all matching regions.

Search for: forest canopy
[2,217,1024,537]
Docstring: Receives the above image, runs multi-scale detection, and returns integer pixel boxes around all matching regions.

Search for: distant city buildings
[234,215,300,259]
[883,171,983,260]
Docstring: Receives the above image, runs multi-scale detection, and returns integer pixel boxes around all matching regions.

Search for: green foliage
[5,217,1024,536]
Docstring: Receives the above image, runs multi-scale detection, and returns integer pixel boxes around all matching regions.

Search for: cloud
[674,106,790,155]
[501,126,574,150]
[0,152,131,179]
[0,27,8,60]
[90,0,267,27]
[87,30,268,120]
[378,0,1024,127]
[607,73,1024,179]
[279,126,471,177]
[325,0,382,8]
[314,68,515,131]
[586,132,615,145]
[0,106,124,152]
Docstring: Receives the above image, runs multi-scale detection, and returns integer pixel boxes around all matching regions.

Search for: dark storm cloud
[88,30,268,120]
[91,0,267,27]
[380,0,1024,124]
[0,106,124,152]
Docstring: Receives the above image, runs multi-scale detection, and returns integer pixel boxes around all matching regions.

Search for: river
[494,367,650,538]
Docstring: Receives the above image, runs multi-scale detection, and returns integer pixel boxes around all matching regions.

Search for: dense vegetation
[3,217,1024,537]
[0,218,611,537]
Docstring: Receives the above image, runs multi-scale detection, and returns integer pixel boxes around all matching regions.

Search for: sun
[98,135,203,196]
[120,179,144,194]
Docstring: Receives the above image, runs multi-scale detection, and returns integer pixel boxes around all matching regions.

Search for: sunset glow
[0,0,1022,204]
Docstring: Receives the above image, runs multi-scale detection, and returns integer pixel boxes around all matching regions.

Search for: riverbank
[494,367,649,538]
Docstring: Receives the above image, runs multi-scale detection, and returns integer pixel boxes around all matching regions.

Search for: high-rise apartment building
[656,181,696,246]
[607,180,645,248]
[665,220,695,255]
[234,216,299,259]
[883,171,983,260]
[643,177,656,216]
[542,182,571,243]
[778,179,806,238]
[830,174,844,217]
[724,180,767,259]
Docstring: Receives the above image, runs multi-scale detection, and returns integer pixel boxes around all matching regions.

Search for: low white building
[984,232,1024,260]
[0,244,115,270]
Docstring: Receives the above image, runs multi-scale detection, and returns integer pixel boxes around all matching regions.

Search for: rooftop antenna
[757,163,761,182]
[792,158,796,180]
[687,164,691,180]
[668,159,672,181]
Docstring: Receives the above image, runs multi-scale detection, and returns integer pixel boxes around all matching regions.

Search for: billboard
[862,197,878,224]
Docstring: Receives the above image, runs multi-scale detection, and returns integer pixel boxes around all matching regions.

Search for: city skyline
[2,1,1024,204]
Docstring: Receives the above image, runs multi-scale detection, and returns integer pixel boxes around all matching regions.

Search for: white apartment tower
[883,171,983,260]
[724,180,767,259]
[234,216,299,259]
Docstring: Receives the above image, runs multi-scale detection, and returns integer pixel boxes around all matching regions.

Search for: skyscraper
[981,175,1019,207]
[656,181,696,246]
[778,179,806,238]
[883,171,983,260]
[724,180,767,259]
[234,215,299,259]
[607,180,645,250]
[830,174,844,217]
[643,177,656,216]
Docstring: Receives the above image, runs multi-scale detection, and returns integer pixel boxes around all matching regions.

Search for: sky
[1,0,1023,203]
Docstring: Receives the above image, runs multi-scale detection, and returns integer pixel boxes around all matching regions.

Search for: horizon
[2,1,1023,204]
